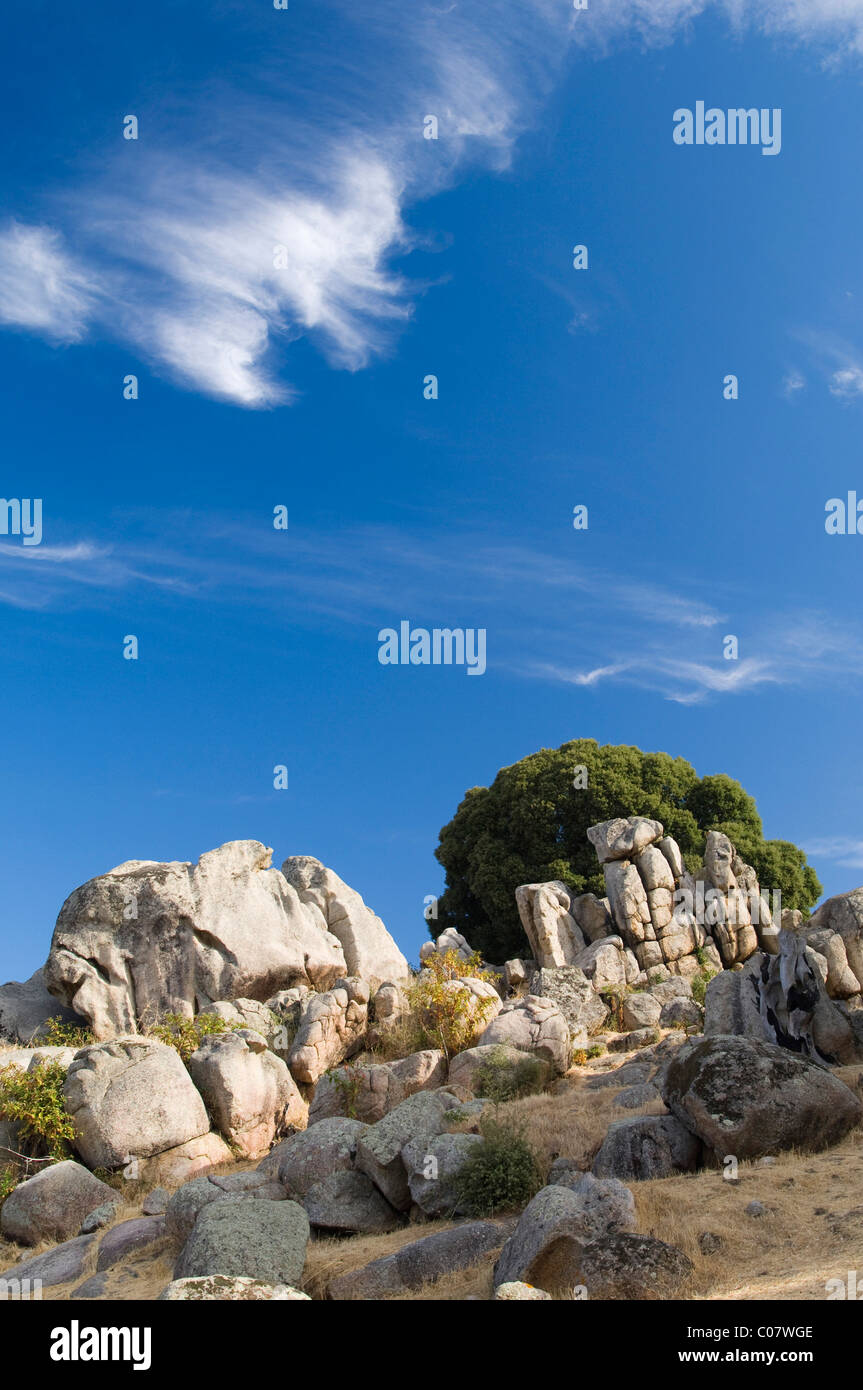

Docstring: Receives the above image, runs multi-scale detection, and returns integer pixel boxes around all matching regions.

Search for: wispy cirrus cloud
[529,653,782,704]
[0,224,98,343]
[2,513,860,704]
[575,0,863,56]
[4,2,863,404]
[803,836,863,868]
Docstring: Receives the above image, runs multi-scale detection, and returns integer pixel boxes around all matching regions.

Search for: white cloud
[804,836,863,867]
[529,653,780,704]
[0,223,96,342]
[830,365,863,399]
[576,0,863,55]
[5,1,863,403]
[791,329,863,402]
[783,370,806,397]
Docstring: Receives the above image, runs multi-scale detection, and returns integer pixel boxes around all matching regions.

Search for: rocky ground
[2,1035,861,1302]
[2,817,862,1302]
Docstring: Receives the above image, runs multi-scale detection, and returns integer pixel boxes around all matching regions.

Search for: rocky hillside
[1,818,861,1302]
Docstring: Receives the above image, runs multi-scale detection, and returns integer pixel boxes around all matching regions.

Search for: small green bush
[148,1012,241,1063]
[603,988,628,1032]
[0,1164,18,1212]
[691,967,717,1008]
[0,1059,76,1161]
[38,1016,94,1048]
[453,1117,542,1217]
[472,1047,548,1104]
[326,1062,367,1119]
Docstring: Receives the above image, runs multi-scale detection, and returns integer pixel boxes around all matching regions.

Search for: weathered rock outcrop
[367,981,409,1050]
[592,1115,701,1181]
[281,857,410,990]
[174,1197,309,1286]
[515,881,585,969]
[704,932,861,1064]
[307,1050,446,1125]
[160,1276,310,1301]
[477,995,571,1074]
[660,1034,862,1160]
[328,1221,509,1299]
[494,1177,637,1289]
[266,1117,368,1195]
[287,978,369,1085]
[355,1090,458,1210]
[447,1044,533,1094]
[164,1171,285,1244]
[0,1234,97,1289]
[301,1171,402,1234]
[585,817,770,976]
[806,887,863,997]
[527,966,609,1041]
[44,841,349,1039]
[577,1232,693,1300]
[136,1132,232,1187]
[402,1132,483,1216]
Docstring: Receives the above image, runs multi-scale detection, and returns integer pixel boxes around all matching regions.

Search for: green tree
[432,740,821,961]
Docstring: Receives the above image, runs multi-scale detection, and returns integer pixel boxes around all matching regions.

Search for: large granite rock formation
[587,818,771,975]
[43,842,351,1039]
[64,1037,212,1169]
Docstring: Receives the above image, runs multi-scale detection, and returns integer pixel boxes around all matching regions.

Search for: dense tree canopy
[432,740,822,962]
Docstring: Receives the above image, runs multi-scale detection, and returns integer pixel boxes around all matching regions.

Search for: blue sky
[3,0,863,980]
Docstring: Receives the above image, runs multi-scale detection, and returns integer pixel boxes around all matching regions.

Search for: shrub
[472,1047,549,1104]
[453,1116,542,1217]
[0,1164,18,1213]
[0,1059,76,1161]
[38,1016,95,1048]
[407,949,499,1059]
[691,969,716,1008]
[148,1012,241,1063]
[571,1044,605,1065]
[326,1062,367,1119]
[361,1010,427,1063]
[604,988,627,1032]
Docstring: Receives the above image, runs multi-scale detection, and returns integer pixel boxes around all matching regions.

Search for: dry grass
[486,1061,665,1176]
[633,1126,863,1300]
[302,1220,457,1299]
